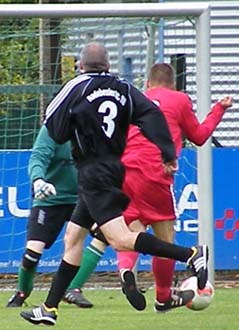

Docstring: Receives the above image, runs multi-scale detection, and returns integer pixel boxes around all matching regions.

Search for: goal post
[0,3,213,282]
[195,6,214,283]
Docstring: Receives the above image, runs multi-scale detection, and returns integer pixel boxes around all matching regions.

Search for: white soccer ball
[180,276,214,311]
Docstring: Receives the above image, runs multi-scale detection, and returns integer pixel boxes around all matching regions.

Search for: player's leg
[20,220,88,325]
[100,216,207,277]
[118,250,139,272]
[7,205,73,307]
[151,221,176,302]
[7,207,45,307]
[20,198,93,325]
[138,181,194,312]
[63,221,110,308]
[6,241,44,308]
[117,200,143,271]
[116,168,147,309]
[70,239,106,287]
[64,237,107,308]
[117,219,146,311]
[151,221,193,312]
[140,182,177,310]
[117,219,143,271]
[45,221,88,305]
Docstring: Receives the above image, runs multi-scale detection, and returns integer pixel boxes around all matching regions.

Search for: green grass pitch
[1,288,238,330]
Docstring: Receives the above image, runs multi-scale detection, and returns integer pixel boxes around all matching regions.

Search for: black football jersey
[44,72,175,163]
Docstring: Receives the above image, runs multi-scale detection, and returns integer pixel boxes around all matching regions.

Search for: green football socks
[68,244,105,289]
[17,267,35,296]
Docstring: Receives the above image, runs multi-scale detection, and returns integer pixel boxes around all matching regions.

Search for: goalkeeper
[6,125,92,308]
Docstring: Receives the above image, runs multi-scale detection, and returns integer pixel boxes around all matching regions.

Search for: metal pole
[196,6,214,284]
[145,20,157,82]
[158,0,165,62]
[0,3,209,18]
[117,29,124,77]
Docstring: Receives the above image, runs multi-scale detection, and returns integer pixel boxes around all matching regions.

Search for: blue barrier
[0,148,238,273]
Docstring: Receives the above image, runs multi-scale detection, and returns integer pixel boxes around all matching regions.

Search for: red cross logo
[215,209,239,240]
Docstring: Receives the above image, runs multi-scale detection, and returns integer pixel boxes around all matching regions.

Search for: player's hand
[219,96,233,110]
[163,159,178,176]
[33,179,56,200]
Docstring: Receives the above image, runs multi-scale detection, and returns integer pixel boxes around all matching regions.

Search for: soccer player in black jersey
[20,42,208,326]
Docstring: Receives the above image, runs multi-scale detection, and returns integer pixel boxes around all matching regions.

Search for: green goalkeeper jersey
[28,125,78,207]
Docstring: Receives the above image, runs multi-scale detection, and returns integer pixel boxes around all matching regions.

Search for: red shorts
[123,167,177,226]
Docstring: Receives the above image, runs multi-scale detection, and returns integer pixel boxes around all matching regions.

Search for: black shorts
[71,157,130,229]
[27,204,75,249]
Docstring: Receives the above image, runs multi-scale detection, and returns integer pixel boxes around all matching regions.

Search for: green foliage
[0,0,38,4]
[0,18,39,86]
[0,16,41,148]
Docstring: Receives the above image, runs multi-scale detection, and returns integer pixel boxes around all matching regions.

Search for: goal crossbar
[0,2,209,18]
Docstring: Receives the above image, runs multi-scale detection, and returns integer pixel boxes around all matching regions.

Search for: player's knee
[90,224,109,246]
[22,248,41,270]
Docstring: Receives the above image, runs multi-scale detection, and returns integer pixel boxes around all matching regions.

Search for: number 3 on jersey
[98,100,117,138]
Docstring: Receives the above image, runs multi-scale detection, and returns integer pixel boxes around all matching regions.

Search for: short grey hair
[80,42,110,72]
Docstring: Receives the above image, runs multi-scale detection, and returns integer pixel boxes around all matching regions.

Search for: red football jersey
[122,87,225,185]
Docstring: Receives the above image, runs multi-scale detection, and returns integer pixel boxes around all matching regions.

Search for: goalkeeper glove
[33,179,56,200]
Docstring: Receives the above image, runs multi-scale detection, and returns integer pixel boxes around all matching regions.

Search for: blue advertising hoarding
[0,148,238,273]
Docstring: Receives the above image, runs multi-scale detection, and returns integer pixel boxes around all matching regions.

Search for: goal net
[0,2,229,287]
